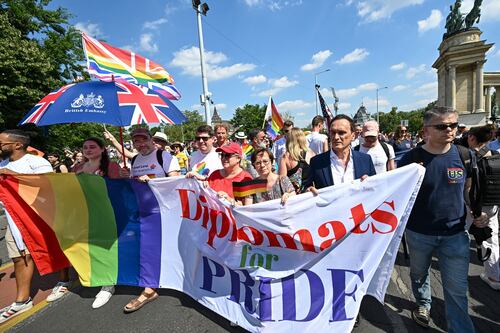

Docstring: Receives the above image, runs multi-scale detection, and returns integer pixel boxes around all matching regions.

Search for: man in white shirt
[488,127,500,152]
[188,125,222,177]
[272,120,294,169]
[351,124,363,147]
[356,120,395,174]
[306,115,328,154]
[0,130,53,323]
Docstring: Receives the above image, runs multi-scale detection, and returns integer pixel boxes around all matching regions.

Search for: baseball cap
[152,132,168,143]
[362,121,379,137]
[131,128,151,138]
[216,142,242,156]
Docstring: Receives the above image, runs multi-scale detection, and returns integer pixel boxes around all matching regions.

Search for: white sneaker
[0,298,33,323]
[480,273,500,291]
[46,281,70,302]
[92,285,115,309]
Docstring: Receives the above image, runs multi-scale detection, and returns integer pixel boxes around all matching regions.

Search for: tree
[231,104,267,134]
[163,110,204,142]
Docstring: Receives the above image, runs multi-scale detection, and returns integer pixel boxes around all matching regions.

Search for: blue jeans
[406,229,475,333]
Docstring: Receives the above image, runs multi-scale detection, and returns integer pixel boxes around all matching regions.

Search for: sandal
[123,290,159,313]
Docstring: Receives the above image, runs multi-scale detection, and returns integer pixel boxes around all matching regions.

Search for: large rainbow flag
[82,32,181,101]
[263,96,284,140]
[0,174,163,287]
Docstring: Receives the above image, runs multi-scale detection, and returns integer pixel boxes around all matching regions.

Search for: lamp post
[376,86,388,123]
[193,0,212,126]
[314,69,330,115]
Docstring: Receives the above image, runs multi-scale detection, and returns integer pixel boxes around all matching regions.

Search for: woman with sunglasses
[390,125,413,153]
[244,148,295,205]
[279,127,315,194]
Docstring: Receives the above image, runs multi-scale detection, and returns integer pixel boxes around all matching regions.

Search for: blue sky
[51,0,500,127]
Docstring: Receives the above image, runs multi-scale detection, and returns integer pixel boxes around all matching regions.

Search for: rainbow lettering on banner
[82,32,181,101]
[195,161,209,176]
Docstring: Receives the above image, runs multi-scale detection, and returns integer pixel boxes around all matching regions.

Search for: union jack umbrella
[19,81,186,126]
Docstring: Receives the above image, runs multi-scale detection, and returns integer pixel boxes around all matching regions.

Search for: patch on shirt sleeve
[447,167,464,183]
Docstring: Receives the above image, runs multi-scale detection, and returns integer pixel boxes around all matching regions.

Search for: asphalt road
[2,239,499,333]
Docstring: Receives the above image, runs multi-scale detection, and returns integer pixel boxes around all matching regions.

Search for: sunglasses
[195,136,211,142]
[220,152,238,159]
[427,122,459,131]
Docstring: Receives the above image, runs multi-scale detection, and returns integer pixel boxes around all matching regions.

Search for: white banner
[148,163,424,332]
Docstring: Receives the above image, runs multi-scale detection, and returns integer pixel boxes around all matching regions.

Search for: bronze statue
[465,0,482,29]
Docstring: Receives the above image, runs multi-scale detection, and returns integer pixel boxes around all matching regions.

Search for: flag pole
[262,96,271,129]
[111,74,128,168]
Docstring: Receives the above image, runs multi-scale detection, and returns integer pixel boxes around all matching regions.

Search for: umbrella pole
[119,127,127,168]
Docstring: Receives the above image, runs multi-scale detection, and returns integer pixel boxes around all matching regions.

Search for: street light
[315,69,330,115]
[376,86,388,123]
[193,0,212,125]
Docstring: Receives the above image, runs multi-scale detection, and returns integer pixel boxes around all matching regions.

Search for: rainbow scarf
[0,174,163,287]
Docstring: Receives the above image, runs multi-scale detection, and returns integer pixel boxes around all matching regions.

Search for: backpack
[470,146,500,210]
[130,150,166,177]
[354,142,391,169]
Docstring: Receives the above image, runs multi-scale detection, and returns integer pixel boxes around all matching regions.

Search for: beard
[0,149,12,159]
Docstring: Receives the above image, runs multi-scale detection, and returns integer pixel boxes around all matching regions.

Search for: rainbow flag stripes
[242,143,254,160]
[195,161,209,176]
[82,32,181,100]
[0,174,163,287]
[232,179,268,197]
[264,97,284,140]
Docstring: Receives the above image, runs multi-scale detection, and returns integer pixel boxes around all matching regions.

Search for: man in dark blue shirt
[398,106,475,332]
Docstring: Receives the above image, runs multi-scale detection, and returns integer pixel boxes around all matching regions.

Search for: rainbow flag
[194,161,209,176]
[233,179,268,197]
[263,97,284,140]
[0,174,163,287]
[82,32,181,101]
[242,143,254,160]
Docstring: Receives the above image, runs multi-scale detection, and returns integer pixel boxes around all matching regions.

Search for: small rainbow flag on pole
[242,143,254,160]
[233,179,268,197]
[82,32,181,101]
[263,96,284,140]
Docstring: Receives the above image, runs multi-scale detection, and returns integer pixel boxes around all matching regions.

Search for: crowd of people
[0,108,499,332]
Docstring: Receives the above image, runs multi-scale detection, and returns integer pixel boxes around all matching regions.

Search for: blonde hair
[285,127,308,162]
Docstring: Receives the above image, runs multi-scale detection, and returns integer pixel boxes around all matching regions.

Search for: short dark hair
[423,106,457,125]
[330,114,355,133]
[248,128,264,142]
[48,152,60,159]
[196,125,214,137]
[311,115,324,128]
[469,125,493,144]
[2,129,30,149]
[251,148,274,165]
[283,120,294,128]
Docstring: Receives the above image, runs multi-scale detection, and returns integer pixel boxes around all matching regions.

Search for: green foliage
[230,104,267,134]
[378,101,436,133]
[163,110,204,142]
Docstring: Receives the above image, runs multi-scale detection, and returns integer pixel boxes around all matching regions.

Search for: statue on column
[465,0,482,29]
[444,0,483,39]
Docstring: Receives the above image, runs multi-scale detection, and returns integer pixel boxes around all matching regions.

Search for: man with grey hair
[398,106,475,332]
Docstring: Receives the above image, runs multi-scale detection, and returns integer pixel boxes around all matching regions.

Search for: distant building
[353,104,371,125]
[211,106,234,132]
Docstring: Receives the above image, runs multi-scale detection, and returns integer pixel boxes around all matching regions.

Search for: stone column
[476,61,484,112]
[485,86,491,119]
[448,65,456,109]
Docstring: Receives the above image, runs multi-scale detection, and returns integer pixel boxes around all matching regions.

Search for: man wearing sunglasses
[398,107,475,332]
[187,125,222,179]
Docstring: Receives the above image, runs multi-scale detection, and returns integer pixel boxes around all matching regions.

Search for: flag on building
[317,87,333,131]
[82,32,181,100]
[263,97,284,140]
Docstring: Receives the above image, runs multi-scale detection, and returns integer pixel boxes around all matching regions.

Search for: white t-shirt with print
[358,142,395,174]
[131,149,180,178]
[306,132,327,155]
[189,149,222,177]
[0,153,53,173]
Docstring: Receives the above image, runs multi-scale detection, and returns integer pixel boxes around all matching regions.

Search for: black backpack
[470,146,500,209]
[130,150,166,177]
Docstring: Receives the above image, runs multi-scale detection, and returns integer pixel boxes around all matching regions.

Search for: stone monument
[433,0,500,125]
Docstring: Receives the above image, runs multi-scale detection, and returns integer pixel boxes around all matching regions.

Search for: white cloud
[414,81,438,96]
[333,82,379,100]
[358,82,378,91]
[338,102,352,110]
[170,46,256,81]
[277,100,314,111]
[400,98,435,111]
[362,97,390,109]
[301,50,333,71]
[243,75,267,85]
[296,112,306,116]
[258,76,298,97]
[214,103,227,110]
[336,48,369,64]
[393,85,408,92]
[143,18,168,30]
[462,0,500,23]
[418,9,442,33]
[244,0,303,11]
[139,33,159,53]
[406,64,427,79]
[245,0,261,6]
[74,22,103,38]
[348,0,424,22]
[390,62,406,71]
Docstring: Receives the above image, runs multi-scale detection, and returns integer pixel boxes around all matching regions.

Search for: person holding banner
[0,130,54,323]
[244,148,295,205]
[398,106,475,332]
[304,114,375,191]
[188,125,222,178]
